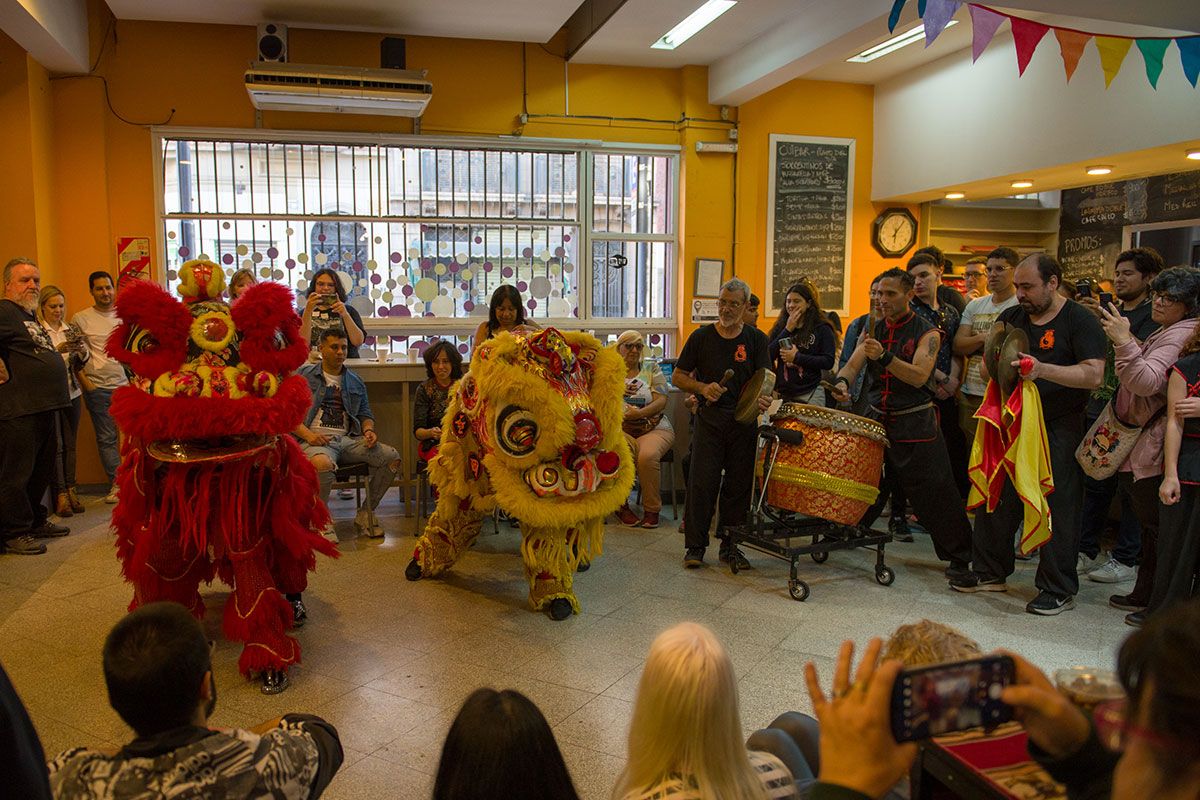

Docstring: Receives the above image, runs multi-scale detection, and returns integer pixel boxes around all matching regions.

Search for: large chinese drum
[763,403,886,525]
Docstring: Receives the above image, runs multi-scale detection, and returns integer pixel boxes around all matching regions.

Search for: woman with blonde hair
[37,285,89,517]
[615,622,798,800]
[227,267,257,301]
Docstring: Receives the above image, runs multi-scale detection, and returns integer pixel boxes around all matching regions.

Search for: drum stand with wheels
[726,426,895,601]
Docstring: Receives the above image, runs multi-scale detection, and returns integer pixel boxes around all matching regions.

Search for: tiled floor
[2,493,1133,799]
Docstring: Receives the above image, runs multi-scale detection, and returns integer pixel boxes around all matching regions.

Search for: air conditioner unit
[245,62,432,117]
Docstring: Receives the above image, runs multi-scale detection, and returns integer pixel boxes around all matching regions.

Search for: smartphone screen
[1076,283,1092,299]
[890,655,1015,741]
[1099,292,1114,308]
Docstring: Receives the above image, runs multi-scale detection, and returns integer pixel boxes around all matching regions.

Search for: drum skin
[763,403,885,525]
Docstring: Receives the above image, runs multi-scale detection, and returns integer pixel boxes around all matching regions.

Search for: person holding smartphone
[767,281,836,406]
[299,268,366,359]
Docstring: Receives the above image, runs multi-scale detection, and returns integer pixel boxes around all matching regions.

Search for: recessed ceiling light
[1011,180,1034,189]
[1087,165,1113,176]
[1187,149,1200,161]
[846,21,959,63]
[945,192,965,200]
[651,0,737,50]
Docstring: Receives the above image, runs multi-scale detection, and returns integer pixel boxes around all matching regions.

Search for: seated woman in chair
[413,340,464,465]
[613,330,674,529]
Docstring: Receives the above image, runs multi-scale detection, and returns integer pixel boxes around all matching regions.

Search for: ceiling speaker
[257,23,288,63]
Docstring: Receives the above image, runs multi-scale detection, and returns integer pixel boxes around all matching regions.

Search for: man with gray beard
[0,258,70,555]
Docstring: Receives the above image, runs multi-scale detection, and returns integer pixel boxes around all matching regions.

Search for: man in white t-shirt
[952,247,1019,441]
[71,271,128,503]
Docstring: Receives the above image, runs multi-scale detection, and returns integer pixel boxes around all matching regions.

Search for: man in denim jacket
[295,329,400,537]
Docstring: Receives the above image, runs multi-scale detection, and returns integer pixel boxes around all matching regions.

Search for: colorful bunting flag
[1136,38,1171,88]
[1178,37,1200,88]
[888,0,907,33]
[1011,17,1050,76]
[968,3,1004,61]
[923,0,961,46]
[904,1,1200,89]
[1053,29,1091,82]
[1096,36,1133,88]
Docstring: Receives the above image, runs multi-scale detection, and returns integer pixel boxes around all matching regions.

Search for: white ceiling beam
[707,0,890,106]
[0,0,90,73]
[989,0,1199,34]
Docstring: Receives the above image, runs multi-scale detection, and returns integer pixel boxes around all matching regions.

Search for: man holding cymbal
[829,268,975,585]
[673,278,772,570]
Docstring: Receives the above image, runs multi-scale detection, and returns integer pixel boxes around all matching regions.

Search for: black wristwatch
[879,351,895,368]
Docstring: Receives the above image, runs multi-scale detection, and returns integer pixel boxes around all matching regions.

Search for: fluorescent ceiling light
[1086,165,1113,176]
[846,21,958,63]
[1011,180,1034,189]
[945,192,965,200]
[1187,149,1200,160]
[651,0,737,50]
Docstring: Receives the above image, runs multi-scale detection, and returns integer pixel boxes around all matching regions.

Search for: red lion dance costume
[108,260,337,693]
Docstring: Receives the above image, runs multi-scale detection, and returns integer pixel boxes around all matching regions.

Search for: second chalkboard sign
[766,134,855,315]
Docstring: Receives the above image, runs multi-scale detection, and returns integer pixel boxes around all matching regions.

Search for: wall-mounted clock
[871,207,918,258]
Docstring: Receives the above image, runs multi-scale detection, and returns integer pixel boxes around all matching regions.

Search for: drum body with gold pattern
[763,403,886,525]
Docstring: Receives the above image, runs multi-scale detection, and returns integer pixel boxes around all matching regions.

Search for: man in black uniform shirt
[0,258,71,555]
[830,268,974,583]
[954,254,1106,615]
[673,278,772,569]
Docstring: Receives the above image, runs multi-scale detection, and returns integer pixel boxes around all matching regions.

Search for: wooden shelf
[922,202,1060,272]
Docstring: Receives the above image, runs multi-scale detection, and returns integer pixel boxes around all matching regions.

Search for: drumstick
[701,368,735,406]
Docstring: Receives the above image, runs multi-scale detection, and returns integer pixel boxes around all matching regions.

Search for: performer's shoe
[1125,610,1146,627]
[2,535,46,555]
[888,516,913,543]
[291,599,308,628]
[104,484,119,504]
[615,504,640,526]
[405,558,423,581]
[547,598,573,621]
[31,521,70,538]
[1026,591,1075,616]
[68,488,85,513]
[55,492,74,518]
[260,669,290,695]
[683,547,705,568]
[719,545,752,571]
[355,509,385,538]
[638,511,660,529]
[576,559,590,573]
[1108,593,1146,612]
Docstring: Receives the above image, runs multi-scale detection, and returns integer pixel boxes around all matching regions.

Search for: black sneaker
[888,517,913,543]
[291,599,307,628]
[405,558,423,581]
[683,547,705,568]
[1124,610,1145,627]
[719,546,752,571]
[952,576,1008,593]
[547,598,573,621]
[1109,593,1146,612]
[1026,591,1075,616]
[260,669,290,695]
[31,521,69,538]
[2,535,46,555]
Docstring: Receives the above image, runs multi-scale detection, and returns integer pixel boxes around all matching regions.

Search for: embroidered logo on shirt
[901,339,916,359]
[1038,330,1055,350]
[734,344,747,362]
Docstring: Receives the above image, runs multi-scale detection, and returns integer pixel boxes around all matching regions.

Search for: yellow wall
[5,17,886,482]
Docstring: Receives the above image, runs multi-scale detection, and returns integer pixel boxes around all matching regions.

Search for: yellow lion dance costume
[405,327,634,620]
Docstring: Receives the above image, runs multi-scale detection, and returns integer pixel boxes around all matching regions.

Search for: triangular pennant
[969,5,1006,62]
[1136,39,1171,88]
[888,0,907,33]
[1011,17,1050,76]
[1054,28,1091,82]
[1096,36,1133,88]
[1177,37,1200,88]
[918,0,927,18]
[923,0,960,47]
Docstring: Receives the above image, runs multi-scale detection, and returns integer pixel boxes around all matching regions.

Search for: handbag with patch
[1074,400,1161,480]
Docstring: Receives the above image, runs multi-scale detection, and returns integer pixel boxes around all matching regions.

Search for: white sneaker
[321,521,338,544]
[355,509,385,538]
[1087,557,1137,583]
[1076,551,1104,574]
[104,485,119,504]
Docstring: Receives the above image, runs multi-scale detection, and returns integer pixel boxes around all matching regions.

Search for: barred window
[157,132,677,358]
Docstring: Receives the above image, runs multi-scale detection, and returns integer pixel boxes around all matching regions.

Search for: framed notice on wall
[766,134,855,316]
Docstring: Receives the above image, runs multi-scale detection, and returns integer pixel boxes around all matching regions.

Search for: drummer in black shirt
[955,254,1106,615]
[829,268,975,583]
[673,278,772,569]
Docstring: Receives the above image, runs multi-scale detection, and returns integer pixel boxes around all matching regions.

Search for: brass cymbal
[983,322,1010,385]
[997,328,1030,399]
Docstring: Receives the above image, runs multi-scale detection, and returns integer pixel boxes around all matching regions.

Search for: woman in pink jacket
[1097,266,1200,626]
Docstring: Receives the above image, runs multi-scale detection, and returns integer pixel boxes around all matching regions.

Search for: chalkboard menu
[767,134,855,314]
[1059,169,1200,281]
